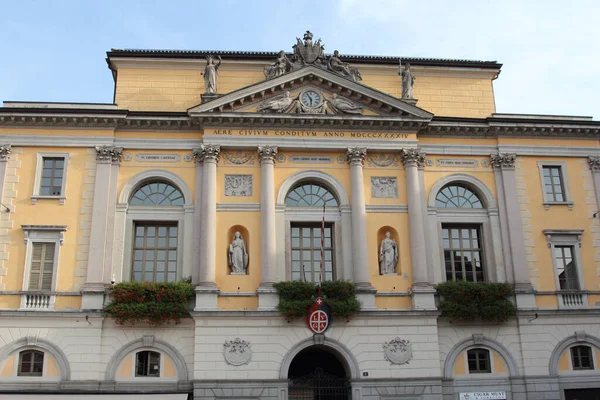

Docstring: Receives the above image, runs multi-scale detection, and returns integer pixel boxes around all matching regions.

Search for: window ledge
[31,195,66,205]
[543,201,573,210]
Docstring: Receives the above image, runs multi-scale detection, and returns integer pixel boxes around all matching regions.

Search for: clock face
[300,90,323,107]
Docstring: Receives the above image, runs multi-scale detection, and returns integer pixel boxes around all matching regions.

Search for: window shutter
[42,244,55,290]
[29,243,55,291]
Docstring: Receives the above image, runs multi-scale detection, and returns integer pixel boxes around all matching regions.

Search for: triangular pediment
[187,66,432,120]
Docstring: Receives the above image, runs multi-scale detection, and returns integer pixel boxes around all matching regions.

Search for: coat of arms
[382,337,413,365]
[223,337,252,366]
[293,31,325,65]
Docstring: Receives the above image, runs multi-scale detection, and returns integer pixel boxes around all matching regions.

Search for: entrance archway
[288,346,350,400]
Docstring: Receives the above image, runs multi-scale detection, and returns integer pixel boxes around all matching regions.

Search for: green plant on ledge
[435,281,516,323]
[273,280,361,321]
[105,281,195,326]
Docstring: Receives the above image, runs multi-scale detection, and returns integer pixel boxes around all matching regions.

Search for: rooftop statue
[328,50,362,82]
[264,50,293,80]
[400,61,416,100]
[292,30,325,65]
[204,55,222,94]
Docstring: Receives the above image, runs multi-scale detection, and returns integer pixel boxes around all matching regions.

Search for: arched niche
[0,337,70,380]
[549,332,600,375]
[226,225,250,275]
[443,335,518,379]
[377,226,400,274]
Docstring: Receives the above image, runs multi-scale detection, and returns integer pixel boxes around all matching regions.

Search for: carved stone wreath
[222,151,255,165]
[223,337,252,366]
[367,153,399,168]
[383,337,413,365]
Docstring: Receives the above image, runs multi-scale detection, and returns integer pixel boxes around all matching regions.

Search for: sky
[1,0,599,118]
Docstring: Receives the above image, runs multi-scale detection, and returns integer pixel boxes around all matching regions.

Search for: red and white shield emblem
[308,309,328,333]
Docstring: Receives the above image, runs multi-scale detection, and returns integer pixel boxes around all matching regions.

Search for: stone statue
[264,50,293,80]
[257,91,297,113]
[293,30,325,64]
[204,55,222,94]
[379,232,398,275]
[400,61,415,99]
[327,50,362,81]
[327,93,363,114]
[229,232,248,274]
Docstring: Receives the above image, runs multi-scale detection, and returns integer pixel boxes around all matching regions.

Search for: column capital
[258,145,278,163]
[588,155,600,171]
[346,147,367,166]
[400,148,426,168]
[490,153,516,170]
[95,145,123,164]
[193,144,221,163]
[0,144,11,162]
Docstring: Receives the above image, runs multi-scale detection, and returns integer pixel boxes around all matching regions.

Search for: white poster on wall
[459,393,506,400]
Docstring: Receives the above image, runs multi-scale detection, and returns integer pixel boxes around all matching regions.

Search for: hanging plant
[105,281,195,326]
[273,280,361,321]
[436,281,516,323]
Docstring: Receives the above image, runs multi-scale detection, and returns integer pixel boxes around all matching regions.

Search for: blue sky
[1,0,598,118]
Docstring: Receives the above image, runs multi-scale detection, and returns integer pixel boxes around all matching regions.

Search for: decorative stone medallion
[371,177,398,198]
[223,337,252,366]
[222,151,255,165]
[367,153,399,168]
[225,175,252,197]
[383,337,413,365]
[123,153,133,162]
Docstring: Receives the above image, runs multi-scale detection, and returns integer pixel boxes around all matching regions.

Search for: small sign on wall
[437,159,479,167]
[136,154,181,162]
[459,392,506,400]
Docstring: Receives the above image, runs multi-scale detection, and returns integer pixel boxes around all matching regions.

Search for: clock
[300,89,323,108]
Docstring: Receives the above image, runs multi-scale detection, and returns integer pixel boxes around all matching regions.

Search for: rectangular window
[28,243,55,291]
[442,225,484,282]
[18,350,44,376]
[40,157,65,196]
[291,223,334,282]
[132,223,178,283]
[542,166,565,202]
[571,346,594,370]
[467,349,491,373]
[555,245,580,290]
[135,351,161,377]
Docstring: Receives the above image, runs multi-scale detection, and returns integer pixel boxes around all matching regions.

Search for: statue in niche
[264,50,293,80]
[400,61,415,99]
[327,93,363,114]
[229,232,249,275]
[204,55,222,94]
[327,50,362,81]
[257,91,297,113]
[379,232,398,275]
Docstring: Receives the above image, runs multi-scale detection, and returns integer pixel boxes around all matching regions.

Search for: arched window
[130,181,184,206]
[18,350,44,376]
[136,351,161,377]
[435,184,483,209]
[467,348,491,373]
[285,183,339,207]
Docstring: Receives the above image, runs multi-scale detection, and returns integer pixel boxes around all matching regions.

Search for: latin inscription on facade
[437,159,478,167]
[136,154,181,162]
[290,155,332,164]
[224,175,252,197]
[208,129,411,140]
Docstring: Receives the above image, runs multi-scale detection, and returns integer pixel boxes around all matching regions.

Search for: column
[195,144,220,310]
[401,148,436,310]
[0,145,11,209]
[490,153,535,308]
[192,148,204,285]
[347,148,375,308]
[589,156,600,210]
[257,146,279,309]
[82,145,122,310]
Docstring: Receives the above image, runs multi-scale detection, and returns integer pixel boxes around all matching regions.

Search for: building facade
[0,32,599,400]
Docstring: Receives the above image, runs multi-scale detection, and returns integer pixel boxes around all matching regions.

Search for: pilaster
[257,145,278,310]
[82,146,122,310]
[195,144,220,310]
[0,145,12,207]
[347,147,376,309]
[588,156,600,210]
[401,149,436,310]
[490,153,535,309]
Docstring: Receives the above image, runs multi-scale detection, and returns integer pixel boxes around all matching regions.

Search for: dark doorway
[288,346,350,400]
[565,388,600,400]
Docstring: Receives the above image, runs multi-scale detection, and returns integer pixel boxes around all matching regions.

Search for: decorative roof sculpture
[264,30,362,82]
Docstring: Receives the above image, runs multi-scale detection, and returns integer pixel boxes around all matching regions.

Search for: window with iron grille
[442,225,484,282]
[28,243,55,291]
[542,166,566,202]
[40,157,65,196]
[571,345,594,370]
[135,351,161,377]
[132,223,178,282]
[291,223,334,282]
[467,348,491,373]
[18,350,44,376]
[555,245,579,290]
